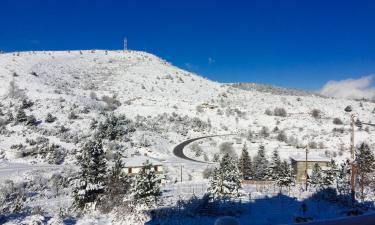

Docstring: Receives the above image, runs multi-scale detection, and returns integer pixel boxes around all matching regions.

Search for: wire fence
[157,184,356,225]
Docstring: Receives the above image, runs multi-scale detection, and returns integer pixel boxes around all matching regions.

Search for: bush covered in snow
[93,113,135,141]
[273,107,287,117]
[0,180,26,214]
[333,117,343,125]
[101,94,121,111]
[311,109,322,119]
[277,130,288,142]
[45,113,57,123]
[219,142,236,158]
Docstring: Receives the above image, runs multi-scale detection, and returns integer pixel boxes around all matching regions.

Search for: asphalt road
[173,134,236,163]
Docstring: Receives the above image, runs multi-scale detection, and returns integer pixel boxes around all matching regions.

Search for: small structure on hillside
[200,102,218,110]
[123,155,164,176]
[290,154,330,182]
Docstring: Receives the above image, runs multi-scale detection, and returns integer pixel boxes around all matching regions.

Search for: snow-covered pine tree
[72,138,107,210]
[268,149,281,180]
[309,163,324,189]
[208,167,220,196]
[355,142,375,200]
[6,110,14,122]
[238,143,253,180]
[15,108,27,123]
[276,160,295,190]
[208,153,242,198]
[253,145,269,180]
[45,113,57,123]
[323,159,337,188]
[106,153,130,205]
[336,159,351,195]
[130,160,161,206]
[0,180,25,214]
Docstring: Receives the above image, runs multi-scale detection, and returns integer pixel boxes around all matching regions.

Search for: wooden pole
[350,114,356,205]
[305,146,309,191]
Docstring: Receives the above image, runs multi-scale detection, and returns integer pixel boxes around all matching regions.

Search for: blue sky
[0,0,374,90]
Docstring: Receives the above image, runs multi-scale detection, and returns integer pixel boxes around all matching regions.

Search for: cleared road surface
[173,134,236,163]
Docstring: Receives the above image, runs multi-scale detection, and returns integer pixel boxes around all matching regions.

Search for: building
[290,154,330,182]
[200,102,218,109]
[123,155,164,176]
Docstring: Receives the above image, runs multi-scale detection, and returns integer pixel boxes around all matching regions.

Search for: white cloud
[320,75,375,100]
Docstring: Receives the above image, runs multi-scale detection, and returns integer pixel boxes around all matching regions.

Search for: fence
[156,182,368,225]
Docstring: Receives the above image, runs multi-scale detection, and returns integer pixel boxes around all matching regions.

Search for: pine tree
[107,154,130,198]
[131,160,161,206]
[268,149,282,180]
[238,143,253,180]
[253,145,269,180]
[309,163,324,189]
[45,113,57,123]
[323,159,337,187]
[105,153,130,207]
[15,108,27,123]
[336,160,351,195]
[276,160,295,190]
[208,153,242,198]
[73,138,107,210]
[6,111,14,122]
[355,142,375,200]
[208,167,220,195]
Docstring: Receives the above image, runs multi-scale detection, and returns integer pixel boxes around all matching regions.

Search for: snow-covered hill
[1,50,375,224]
[231,82,322,97]
[1,50,375,166]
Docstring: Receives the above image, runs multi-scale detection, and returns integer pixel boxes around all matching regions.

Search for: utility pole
[305,145,309,191]
[350,114,357,205]
[124,37,128,52]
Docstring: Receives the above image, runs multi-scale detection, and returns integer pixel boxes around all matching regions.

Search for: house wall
[124,165,163,175]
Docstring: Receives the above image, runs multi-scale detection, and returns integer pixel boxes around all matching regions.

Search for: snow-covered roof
[290,154,330,162]
[123,155,162,167]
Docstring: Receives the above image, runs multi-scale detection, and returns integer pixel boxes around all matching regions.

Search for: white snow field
[0,50,375,224]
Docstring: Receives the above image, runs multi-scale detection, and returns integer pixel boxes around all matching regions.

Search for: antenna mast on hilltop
[124,37,128,52]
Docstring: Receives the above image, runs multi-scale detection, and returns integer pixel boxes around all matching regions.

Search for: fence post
[249,193,252,215]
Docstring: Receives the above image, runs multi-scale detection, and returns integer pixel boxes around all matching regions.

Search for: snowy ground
[1,50,375,224]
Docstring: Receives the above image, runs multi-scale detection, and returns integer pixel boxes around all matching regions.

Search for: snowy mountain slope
[0,49,375,169]
[231,82,323,97]
[1,50,375,224]
[0,50,223,113]
[0,50,225,163]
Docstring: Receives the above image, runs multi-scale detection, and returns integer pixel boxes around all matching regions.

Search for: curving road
[173,134,237,163]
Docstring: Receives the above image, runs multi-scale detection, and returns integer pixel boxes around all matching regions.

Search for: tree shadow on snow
[146,188,374,225]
